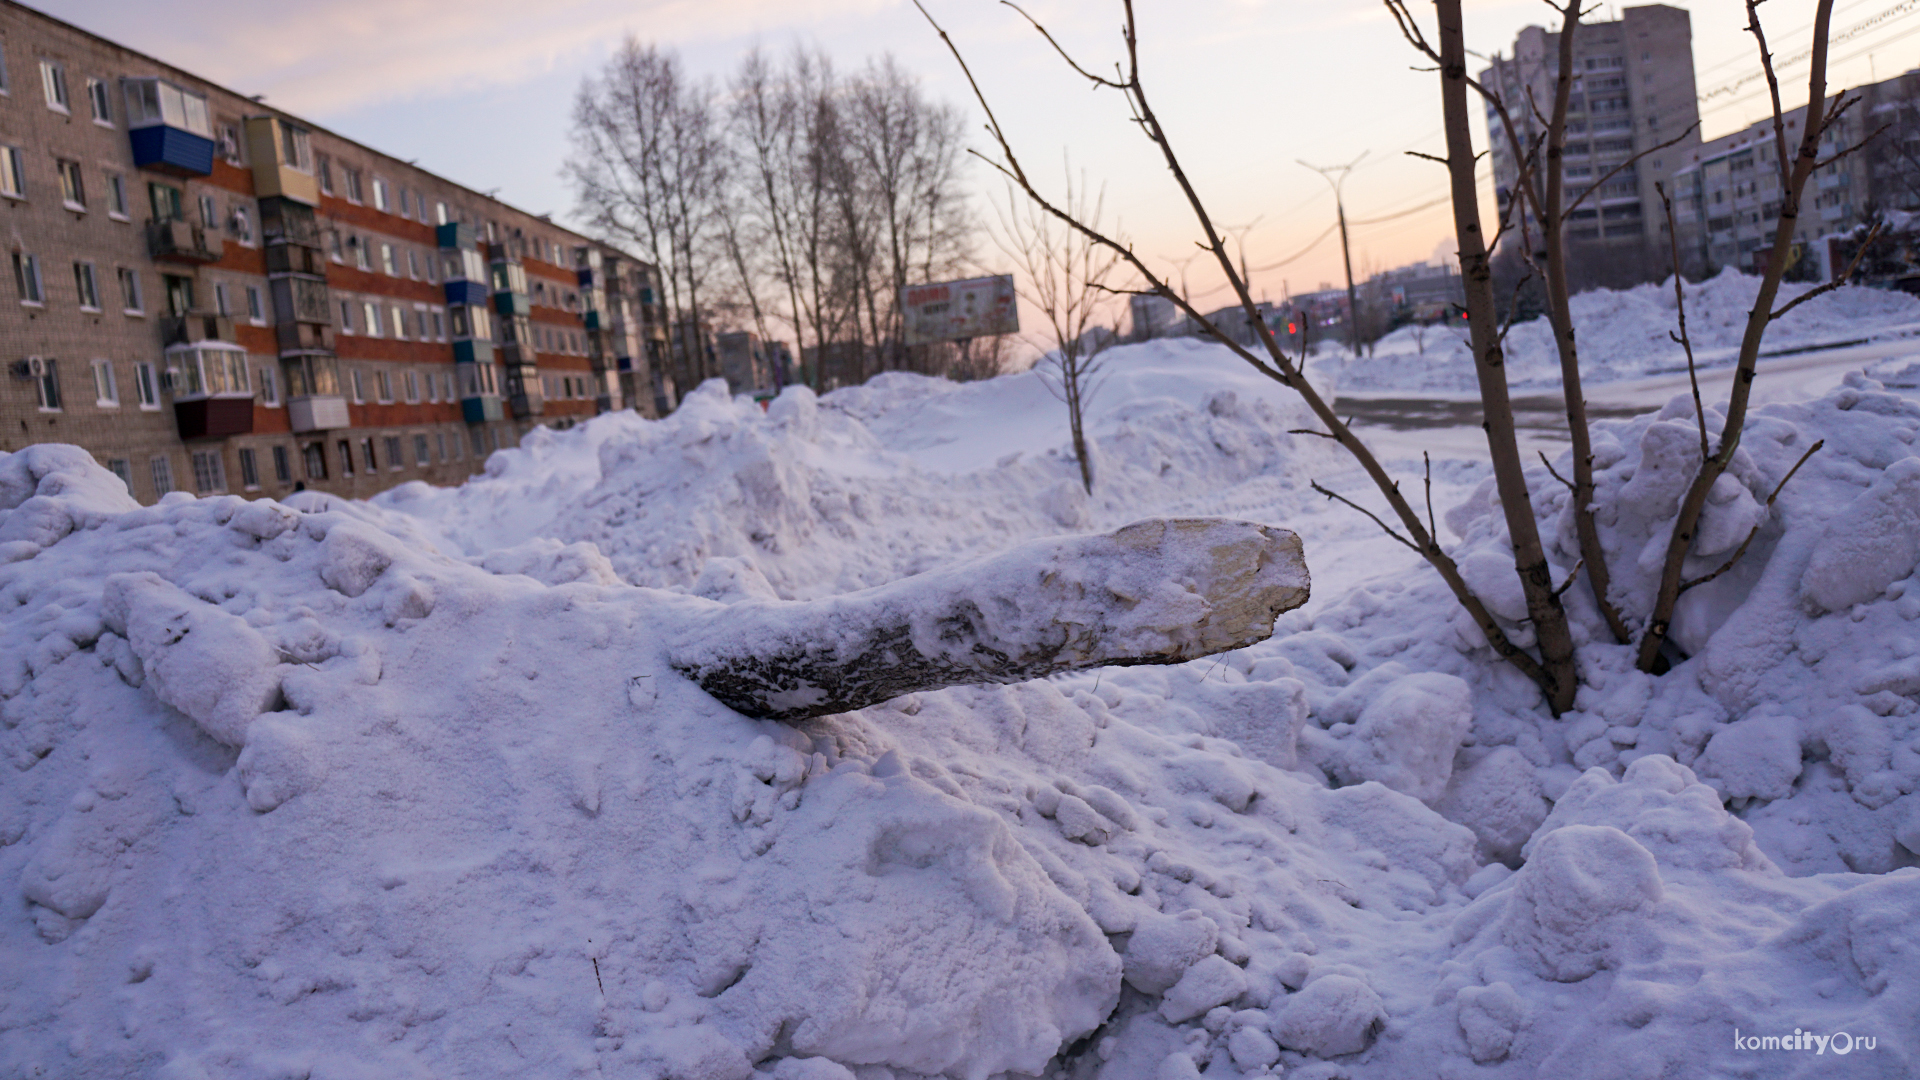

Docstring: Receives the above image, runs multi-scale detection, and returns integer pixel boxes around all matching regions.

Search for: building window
[404,370,419,402]
[344,168,364,204]
[362,300,382,337]
[278,122,310,171]
[352,237,369,271]
[28,357,59,410]
[317,154,333,195]
[350,368,365,403]
[14,252,44,305]
[385,435,403,469]
[219,123,242,165]
[237,447,259,489]
[151,455,175,495]
[198,194,217,229]
[123,79,210,136]
[380,242,396,276]
[413,434,430,466]
[214,281,230,317]
[149,181,184,221]
[360,438,377,472]
[87,77,111,124]
[390,305,407,339]
[328,229,343,262]
[56,159,84,210]
[246,284,264,324]
[372,177,390,212]
[376,369,392,402]
[90,358,117,405]
[259,364,279,406]
[106,173,128,218]
[232,205,253,245]
[302,443,326,481]
[272,445,292,483]
[407,249,420,280]
[0,43,9,95]
[431,308,446,341]
[39,60,68,113]
[338,438,355,477]
[435,201,449,225]
[190,449,225,494]
[435,432,446,461]
[107,459,133,494]
[1,146,25,199]
[73,262,99,310]
[134,362,159,408]
[338,298,355,333]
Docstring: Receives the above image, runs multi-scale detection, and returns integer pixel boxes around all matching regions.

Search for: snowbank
[4,337,1919,1078]
[1342,268,1920,395]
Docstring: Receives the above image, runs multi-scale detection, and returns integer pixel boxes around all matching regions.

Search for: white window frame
[74,261,100,311]
[15,252,44,306]
[0,146,24,200]
[237,447,260,490]
[372,177,390,212]
[86,77,111,125]
[380,242,396,276]
[31,356,60,411]
[150,456,174,496]
[350,368,366,404]
[90,358,118,406]
[404,369,419,403]
[106,172,128,220]
[338,297,355,334]
[246,284,265,325]
[214,281,230,317]
[134,362,160,409]
[56,159,84,211]
[413,433,430,466]
[119,267,142,314]
[259,364,279,407]
[376,369,393,403]
[40,59,68,114]
[390,305,407,339]
[385,434,404,470]
[362,300,382,338]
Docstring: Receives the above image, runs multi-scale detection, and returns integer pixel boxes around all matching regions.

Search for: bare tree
[993,170,1123,493]
[917,0,1580,711]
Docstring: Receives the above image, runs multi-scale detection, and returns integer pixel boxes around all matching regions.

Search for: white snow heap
[4,334,1920,1079]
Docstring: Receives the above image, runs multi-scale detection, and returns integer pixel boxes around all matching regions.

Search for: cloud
[46,0,892,115]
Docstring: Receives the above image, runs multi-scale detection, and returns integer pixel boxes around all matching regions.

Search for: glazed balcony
[148,219,223,264]
[160,311,235,347]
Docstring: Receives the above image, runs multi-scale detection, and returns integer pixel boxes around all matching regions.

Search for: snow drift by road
[3,335,1918,1079]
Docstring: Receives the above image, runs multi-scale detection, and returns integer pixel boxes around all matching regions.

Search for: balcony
[288,395,350,433]
[161,312,235,346]
[453,339,496,365]
[576,267,596,287]
[244,117,319,206]
[148,219,224,264]
[498,341,533,366]
[495,291,530,317]
[461,396,504,424]
[174,397,254,441]
[584,310,602,331]
[266,244,329,276]
[445,279,489,307]
[129,125,215,178]
[436,223,478,251]
[275,322,336,354]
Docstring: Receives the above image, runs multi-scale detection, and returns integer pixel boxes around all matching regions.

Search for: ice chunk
[1693,712,1802,802]
[1455,982,1526,1063]
[1802,455,1920,611]
[1436,746,1550,865]
[1325,671,1473,804]
[1267,974,1385,1058]
[101,573,282,746]
[1158,955,1248,1023]
[1124,910,1218,994]
[1501,825,1662,981]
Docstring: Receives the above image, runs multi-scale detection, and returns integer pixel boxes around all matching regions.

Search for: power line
[1697,17,1920,123]
[1695,0,1919,103]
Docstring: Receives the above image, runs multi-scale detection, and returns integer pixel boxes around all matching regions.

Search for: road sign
[900,274,1019,345]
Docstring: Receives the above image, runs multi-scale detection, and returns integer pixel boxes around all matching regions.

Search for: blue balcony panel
[453,339,495,365]
[436,223,478,251]
[576,267,595,287]
[130,126,216,178]
[494,291,531,317]
[445,279,490,307]
[461,396,504,424]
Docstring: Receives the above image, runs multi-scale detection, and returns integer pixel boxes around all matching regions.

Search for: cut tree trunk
[671,517,1309,720]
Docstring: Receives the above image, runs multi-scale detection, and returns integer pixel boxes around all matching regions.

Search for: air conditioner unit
[11,357,46,379]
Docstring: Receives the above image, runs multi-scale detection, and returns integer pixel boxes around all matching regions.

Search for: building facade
[1,0,666,504]
[1670,68,1920,278]
[1480,5,1703,289]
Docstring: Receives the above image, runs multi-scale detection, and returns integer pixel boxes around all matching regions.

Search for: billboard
[900,275,1019,345]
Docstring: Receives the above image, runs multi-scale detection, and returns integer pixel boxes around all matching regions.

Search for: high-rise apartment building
[1,0,669,503]
[1480,5,1703,289]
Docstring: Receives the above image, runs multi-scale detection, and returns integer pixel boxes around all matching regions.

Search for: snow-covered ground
[4,277,1920,1079]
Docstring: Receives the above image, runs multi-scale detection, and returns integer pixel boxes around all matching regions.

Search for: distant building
[1671,68,1920,279]
[1364,261,1465,325]
[1480,5,1703,289]
[714,331,781,398]
[0,0,667,503]
[1129,293,1180,341]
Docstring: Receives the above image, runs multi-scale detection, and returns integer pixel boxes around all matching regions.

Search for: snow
[4,294,1920,1078]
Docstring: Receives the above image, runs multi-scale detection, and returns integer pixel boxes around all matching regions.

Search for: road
[1335,335,1920,460]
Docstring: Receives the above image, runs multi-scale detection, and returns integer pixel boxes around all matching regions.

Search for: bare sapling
[993,171,1123,494]
[1636,0,1879,671]
[1459,0,1697,645]
[916,0,1580,712]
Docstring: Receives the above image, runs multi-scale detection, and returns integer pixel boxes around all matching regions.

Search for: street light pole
[1299,153,1367,357]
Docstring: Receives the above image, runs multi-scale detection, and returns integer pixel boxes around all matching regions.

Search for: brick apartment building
[1,0,670,504]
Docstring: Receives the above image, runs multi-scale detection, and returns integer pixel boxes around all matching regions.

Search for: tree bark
[672,518,1309,720]
[1435,0,1579,713]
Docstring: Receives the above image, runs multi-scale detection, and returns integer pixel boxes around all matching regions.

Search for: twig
[1551,558,1586,599]
[1560,124,1698,222]
[1424,451,1438,544]
[1310,481,1420,553]
[1537,451,1575,492]
[1288,428,1340,440]
[1657,182,1709,460]
[1770,221,1883,320]
[1679,439,1823,594]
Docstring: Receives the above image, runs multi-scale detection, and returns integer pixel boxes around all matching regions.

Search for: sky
[36,0,1920,314]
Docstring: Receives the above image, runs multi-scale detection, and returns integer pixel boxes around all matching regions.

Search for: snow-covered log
[671,518,1309,720]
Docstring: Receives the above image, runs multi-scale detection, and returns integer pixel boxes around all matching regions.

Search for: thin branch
[1561,123,1699,221]
[1538,451,1576,492]
[1679,439,1823,594]
[1406,150,1450,165]
[1311,482,1420,553]
[1657,181,1709,460]
[1000,2,1128,88]
[1288,428,1340,440]
[1552,558,1586,599]
[1770,221,1883,320]
[1424,451,1438,544]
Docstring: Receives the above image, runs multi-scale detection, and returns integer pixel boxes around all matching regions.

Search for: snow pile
[1342,268,1920,395]
[4,337,1920,1078]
